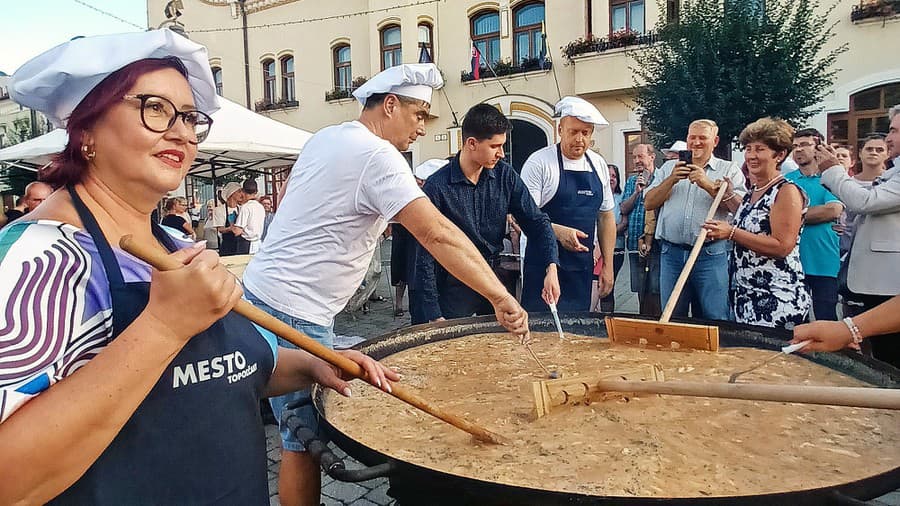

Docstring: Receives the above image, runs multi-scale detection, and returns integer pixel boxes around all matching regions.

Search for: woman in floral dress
[704,118,810,328]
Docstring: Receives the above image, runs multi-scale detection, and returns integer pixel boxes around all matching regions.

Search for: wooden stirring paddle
[120,235,509,445]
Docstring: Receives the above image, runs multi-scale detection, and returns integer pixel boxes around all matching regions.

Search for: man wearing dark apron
[520,96,618,312]
[214,181,246,256]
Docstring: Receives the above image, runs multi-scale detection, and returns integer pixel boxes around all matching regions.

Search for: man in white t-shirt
[241,63,530,506]
[232,178,266,254]
[519,96,617,312]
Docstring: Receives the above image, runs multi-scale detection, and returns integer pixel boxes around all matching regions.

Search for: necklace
[752,175,784,194]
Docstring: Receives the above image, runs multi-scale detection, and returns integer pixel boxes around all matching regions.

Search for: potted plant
[608,29,640,48]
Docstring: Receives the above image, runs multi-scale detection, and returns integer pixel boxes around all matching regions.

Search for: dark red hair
[43,57,189,187]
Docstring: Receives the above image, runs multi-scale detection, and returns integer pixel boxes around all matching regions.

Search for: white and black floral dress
[730,178,811,328]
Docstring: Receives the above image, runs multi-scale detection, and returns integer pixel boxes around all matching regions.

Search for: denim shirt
[415,155,559,320]
[646,156,747,252]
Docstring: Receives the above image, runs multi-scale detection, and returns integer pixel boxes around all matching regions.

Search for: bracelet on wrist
[843,317,863,345]
[722,193,736,202]
[728,226,737,241]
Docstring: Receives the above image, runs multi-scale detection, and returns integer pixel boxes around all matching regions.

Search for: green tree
[634,0,847,157]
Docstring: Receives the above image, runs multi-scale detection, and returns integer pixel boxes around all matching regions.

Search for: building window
[418,22,434,63]
[610,0,645,34]
[585,0,594,37]
[381,25,402,70]
[333,45,352,91]
[280,56,295,102]
[666,0,679,22]
[828,83,900,154]
[471,10,501,65]
[212,67,223,96]
[513,2,545,64]
[726,0,765,16]
[262,59,276,103]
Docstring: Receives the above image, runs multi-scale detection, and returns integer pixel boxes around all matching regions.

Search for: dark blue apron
[522,145,604,312]
[50,186,273,505]
[220,207,250,256]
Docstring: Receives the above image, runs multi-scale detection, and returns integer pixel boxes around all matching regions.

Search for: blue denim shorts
[244,289,334,452]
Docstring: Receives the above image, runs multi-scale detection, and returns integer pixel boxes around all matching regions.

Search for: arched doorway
[504,119,548,173]
[827,82,900,154]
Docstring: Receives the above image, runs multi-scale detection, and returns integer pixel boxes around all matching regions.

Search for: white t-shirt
[242,121,424,326]
[520,145,616,212]
[235,199,266,254]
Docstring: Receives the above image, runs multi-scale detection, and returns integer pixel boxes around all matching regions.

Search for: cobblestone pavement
[265,240,899,506]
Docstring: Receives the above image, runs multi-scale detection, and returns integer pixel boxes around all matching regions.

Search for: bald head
[22,181,52,211]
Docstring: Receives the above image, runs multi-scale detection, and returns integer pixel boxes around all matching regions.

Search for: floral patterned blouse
[730,178,811,329]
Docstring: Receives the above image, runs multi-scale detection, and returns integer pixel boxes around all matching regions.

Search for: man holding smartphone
[644,119,747,320]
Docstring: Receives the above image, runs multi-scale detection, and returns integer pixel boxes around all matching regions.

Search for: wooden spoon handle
[120,235,508,445]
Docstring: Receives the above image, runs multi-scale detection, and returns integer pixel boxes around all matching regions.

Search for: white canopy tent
[0,129,67,171]
[0,97,313,180]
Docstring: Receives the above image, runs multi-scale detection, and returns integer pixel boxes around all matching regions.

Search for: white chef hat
[222,182,243,200]
[554,96,609,126]
[9,29,219,128]
[662,141,689,154]
[414,158,449,180]
[353,63,444,106]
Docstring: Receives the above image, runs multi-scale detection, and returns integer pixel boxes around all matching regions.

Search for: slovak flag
[471,43,481,80]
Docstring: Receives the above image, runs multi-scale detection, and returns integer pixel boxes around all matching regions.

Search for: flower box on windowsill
[325,76,368,103]
[254,99,299,112]
[562,30,659,62]
[850,0,900,22]
[325,89,353,102]
[460,57,552,83]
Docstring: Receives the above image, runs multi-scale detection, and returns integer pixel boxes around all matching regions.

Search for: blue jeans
[659,240,731,321]
[244,289,334,452]
[804,275,838,321]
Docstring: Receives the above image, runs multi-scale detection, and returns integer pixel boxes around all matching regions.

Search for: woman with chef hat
[0,30,394,504]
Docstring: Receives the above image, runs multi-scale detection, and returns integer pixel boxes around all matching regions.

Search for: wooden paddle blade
[532,364,665,419]
[605,316,719,351]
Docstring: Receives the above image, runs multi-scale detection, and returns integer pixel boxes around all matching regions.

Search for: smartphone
[677,150,693,164]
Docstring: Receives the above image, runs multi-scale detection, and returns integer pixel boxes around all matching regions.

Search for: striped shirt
[0,221,211,422]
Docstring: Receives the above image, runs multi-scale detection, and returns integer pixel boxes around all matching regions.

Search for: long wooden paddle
[593,379,900,410]
[120,235,508,445]
[605,182,729,351]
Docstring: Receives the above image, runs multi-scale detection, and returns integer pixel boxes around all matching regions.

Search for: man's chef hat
[554,96,609,127]
[353,63,444,106]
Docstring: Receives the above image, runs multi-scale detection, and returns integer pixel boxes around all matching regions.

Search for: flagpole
[473,42,509,94]
[541,20,562,100]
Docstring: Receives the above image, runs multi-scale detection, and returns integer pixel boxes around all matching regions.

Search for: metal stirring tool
[727,340,810,383]
[548,302,565,340]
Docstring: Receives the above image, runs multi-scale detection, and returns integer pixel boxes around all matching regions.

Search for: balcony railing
[254,98,299,112]
[850,0,900,22]
[562,30,659,62]
[460,57,552,83]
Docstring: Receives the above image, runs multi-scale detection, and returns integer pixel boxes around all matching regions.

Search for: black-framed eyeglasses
[123,94,213,144]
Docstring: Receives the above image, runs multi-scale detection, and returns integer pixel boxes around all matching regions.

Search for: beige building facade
[0,75,51,152]
[146,0,899,176]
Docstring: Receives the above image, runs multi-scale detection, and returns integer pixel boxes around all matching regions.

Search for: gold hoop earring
[81,144,96,161]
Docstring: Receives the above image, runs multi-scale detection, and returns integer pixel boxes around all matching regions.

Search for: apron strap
[67,186,178,289]
[68,185,126,288]
[556,144,603,192]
